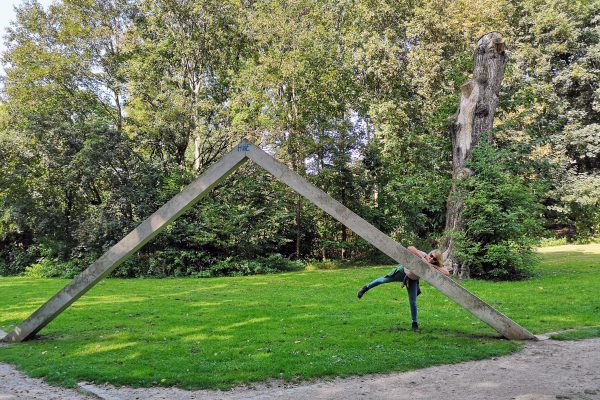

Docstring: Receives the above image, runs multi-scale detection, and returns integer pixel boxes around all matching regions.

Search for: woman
[356,246,449,333]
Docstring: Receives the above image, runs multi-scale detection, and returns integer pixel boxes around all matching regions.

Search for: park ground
[0,244,599,397]
[1,335,600,399]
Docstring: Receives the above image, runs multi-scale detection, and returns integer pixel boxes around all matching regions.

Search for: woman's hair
[429,249,443,267]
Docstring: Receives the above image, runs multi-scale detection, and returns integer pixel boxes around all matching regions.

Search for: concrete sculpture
[2,140,536,343]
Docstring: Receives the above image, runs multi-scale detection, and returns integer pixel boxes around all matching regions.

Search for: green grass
[550,326,600,340]
[1,244,599,389]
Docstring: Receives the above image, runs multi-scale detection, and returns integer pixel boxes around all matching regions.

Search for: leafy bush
[21,253,304,279]
[453,139,545,280]
[111,249,217,278]
[202,254,304,277]
[23,258,85,279]
[0,246,35,276]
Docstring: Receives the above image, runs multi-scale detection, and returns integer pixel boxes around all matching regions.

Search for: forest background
[0,0,598,280]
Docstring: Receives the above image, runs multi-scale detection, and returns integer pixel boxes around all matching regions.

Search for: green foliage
[126,0,247,169]
[453,139,545,280]
[108,166,300,277]
[201,254,304,277]
[0,246,36,276]
[23,258,84,279]
[502,0,600,239]
[1,0,599,280]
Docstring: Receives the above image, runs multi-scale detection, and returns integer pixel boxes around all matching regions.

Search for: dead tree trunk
[442,32,507,279]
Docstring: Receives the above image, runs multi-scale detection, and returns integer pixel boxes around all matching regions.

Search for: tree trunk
[295,193,302,259]
[442,32,508,279]
[194,136,201,171]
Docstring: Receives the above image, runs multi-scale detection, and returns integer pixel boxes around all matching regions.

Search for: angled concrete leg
[246,143,536,340]
[3,147,248,343]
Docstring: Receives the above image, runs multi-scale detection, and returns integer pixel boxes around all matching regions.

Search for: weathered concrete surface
[2,147,248,343]
[246,143,535,340]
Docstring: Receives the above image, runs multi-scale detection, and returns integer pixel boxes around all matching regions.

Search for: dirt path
[1,337,599,400]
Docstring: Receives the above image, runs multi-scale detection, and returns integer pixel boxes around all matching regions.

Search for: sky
[0,0,53,58]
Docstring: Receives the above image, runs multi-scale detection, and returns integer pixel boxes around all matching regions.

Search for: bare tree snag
[442,32,508,279]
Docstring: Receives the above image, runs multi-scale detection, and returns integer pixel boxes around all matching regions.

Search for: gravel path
[1,337,599,400]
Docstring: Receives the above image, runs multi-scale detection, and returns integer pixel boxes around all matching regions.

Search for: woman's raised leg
[357,275,398,299]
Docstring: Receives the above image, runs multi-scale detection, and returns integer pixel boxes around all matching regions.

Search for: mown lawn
[0,244,598,389]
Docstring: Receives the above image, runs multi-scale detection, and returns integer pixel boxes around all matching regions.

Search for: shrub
[23,258,85,279]
[196,254,304,277]
[21,253,304,279]
[113,249,217,278]
[453,138,545,280]
[0,245,36,276]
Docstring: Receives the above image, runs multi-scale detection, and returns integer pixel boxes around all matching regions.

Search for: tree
[442,32,508,278]
[503,0,600,239]
[451,136,545,280]
[125,0,248,170]
[0,0,156,274]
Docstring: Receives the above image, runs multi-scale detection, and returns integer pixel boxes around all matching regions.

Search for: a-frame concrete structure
[2,140,537,343]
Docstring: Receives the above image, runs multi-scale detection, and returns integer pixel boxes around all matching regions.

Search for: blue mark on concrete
[237,143,250,152]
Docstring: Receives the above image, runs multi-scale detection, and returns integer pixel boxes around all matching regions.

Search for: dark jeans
[366,273,420,323]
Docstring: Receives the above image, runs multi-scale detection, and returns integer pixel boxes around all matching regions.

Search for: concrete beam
[2,147,248,343]
[246,142,536,340]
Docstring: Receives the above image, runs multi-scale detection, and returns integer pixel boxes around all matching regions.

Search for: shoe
[412,322,421,333]
[357,286,368,299]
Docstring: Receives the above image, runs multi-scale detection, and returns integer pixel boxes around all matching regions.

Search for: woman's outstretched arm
[435,265,451,276]
[407,246,427,258]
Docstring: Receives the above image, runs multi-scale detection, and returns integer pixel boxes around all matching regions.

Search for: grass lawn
[0,244,599,389]
[551,326,600,340]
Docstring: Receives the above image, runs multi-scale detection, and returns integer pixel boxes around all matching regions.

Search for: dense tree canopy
[1,0,598,279]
